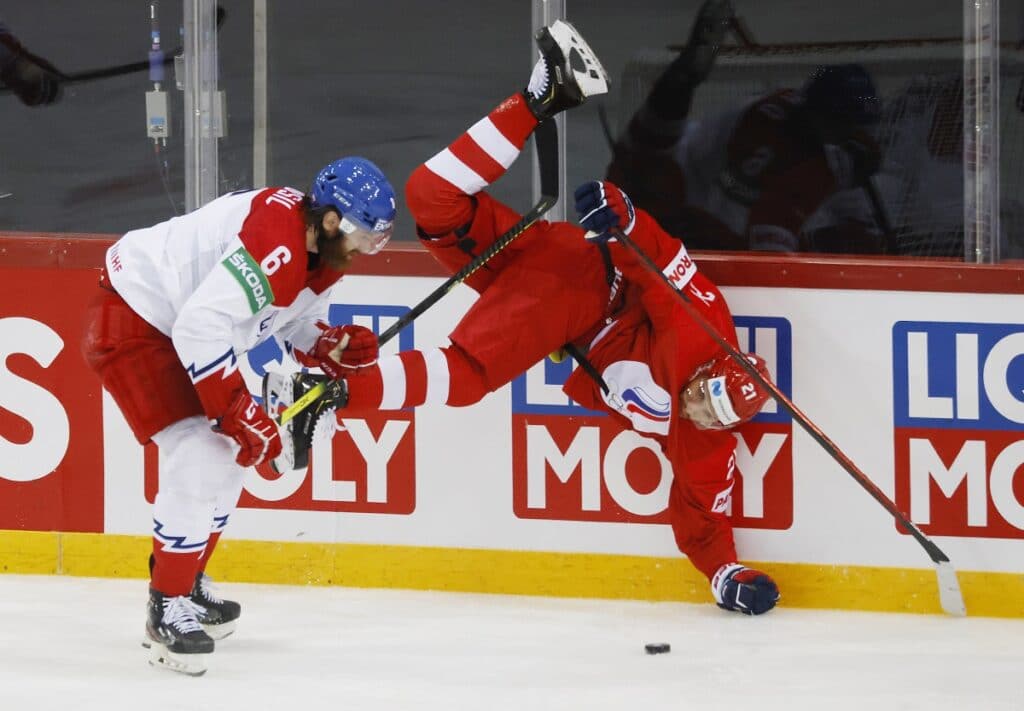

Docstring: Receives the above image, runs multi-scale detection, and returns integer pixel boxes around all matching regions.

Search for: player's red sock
[151,541,204,596]
[197,531,222,574]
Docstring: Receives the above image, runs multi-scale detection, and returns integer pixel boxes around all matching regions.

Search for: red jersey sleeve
[665,438,741,580]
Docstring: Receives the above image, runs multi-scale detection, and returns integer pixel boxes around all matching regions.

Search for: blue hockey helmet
[311,157,396,254]
[802,64,881,126]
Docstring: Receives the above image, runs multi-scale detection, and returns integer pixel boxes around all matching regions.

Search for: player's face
[680,376,724,430]
[316,210,357,269]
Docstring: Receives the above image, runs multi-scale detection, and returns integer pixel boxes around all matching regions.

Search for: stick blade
[935,561,966,617]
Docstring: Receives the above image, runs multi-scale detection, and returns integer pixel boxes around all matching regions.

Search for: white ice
[0,574,1020,711]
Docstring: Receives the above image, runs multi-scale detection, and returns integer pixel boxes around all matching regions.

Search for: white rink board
[101,275,1024,574]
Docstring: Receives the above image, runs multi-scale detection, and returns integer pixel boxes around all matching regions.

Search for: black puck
[644,643,671,655]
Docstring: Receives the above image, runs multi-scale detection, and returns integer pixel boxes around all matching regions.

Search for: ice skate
[525,19,609,121]
[262,371,347,474]
[679,0,735,84]
[145,588,214,676]
[190,572,241,640]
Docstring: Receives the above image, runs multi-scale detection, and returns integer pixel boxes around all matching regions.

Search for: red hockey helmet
[682,353,772,430]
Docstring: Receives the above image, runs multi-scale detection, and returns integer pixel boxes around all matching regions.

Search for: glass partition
[0,1,1018,261]
[0,1,533,241]
[568,0,1021,261]
[1,3,190,233]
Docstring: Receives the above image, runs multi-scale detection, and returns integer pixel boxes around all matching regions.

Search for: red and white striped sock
[422,93,538,196]
[344,346,490,411]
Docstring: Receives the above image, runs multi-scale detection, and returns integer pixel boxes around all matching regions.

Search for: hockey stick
[607,226,966,616]
[276,117,561,426]
[862,178,899,255]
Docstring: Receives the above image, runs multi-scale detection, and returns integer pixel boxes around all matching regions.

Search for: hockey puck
[644,643,671,655]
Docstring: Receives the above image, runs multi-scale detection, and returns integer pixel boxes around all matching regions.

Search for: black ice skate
[525,19,609,121]
[145,588,214,676]
[678,0,735,84]
[262,371,347,474]
[191,572,242,640]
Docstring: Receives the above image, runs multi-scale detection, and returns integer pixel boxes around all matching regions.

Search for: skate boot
[145,588,214,676]
[678,0,735,84]
[525,19,609,121]
[262,371,347,474]
[190,572,242,640]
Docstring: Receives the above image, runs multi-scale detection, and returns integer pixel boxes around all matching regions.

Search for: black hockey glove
[0,33,63,106]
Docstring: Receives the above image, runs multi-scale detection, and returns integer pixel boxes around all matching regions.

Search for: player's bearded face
[681,376,723,430]
[316,210,356,269]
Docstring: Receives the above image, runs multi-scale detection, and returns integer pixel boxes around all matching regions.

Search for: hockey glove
[309,323,378,380]
[262,372,347,474]
[0,33,62,106]
[194,369,282,468]
[215,389,283,468]
[712,563,780,616]
[574,181,636,243]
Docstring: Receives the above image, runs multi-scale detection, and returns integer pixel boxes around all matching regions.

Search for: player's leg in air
[308,21,612,418]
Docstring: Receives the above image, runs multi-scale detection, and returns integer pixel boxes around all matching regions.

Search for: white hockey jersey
[105,187,341,386]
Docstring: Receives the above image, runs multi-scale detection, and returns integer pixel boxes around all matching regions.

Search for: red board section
[4,230,1021,292]
[0,266,105,532]
[894,427,1024,539]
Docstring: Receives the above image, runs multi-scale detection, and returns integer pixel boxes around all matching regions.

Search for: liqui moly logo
[511,316,793,529]
[892,321,1024,539]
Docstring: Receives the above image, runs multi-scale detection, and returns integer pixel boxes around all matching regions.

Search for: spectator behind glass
[607,0,885,254]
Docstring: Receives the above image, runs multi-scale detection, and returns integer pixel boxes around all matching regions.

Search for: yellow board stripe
[1,531,1020,618]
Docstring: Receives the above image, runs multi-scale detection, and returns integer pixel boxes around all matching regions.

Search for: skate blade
[548,19,610,97]
[148,642,209,677]
[203,619,237,641]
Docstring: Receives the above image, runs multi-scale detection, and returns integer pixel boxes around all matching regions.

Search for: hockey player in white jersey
[81,157,395,675]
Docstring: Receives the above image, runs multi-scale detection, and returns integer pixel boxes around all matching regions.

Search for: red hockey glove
[194,368,282,468]
[214,389,283,468]
[309,323,379,380]
[712,563,780,615]
[574,180,636,243]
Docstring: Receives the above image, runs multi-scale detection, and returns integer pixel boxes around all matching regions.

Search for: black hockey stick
[277,118,561,425]
[607,226,966,616]
[862,177,899,255]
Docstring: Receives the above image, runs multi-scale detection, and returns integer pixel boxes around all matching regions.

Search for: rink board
[0,231,1022,618]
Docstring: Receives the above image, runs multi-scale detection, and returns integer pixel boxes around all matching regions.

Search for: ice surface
[0,575,1020,710]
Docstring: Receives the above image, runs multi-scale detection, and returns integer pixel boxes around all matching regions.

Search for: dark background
[1,1,1000,242]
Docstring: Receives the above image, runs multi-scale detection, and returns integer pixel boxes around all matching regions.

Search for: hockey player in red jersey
[571,179,779,615]
[289,20,779,616]
[81,157,394,675]
[607,0,884,253]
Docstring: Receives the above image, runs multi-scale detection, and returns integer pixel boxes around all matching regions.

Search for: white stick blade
[936,561,966,617]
